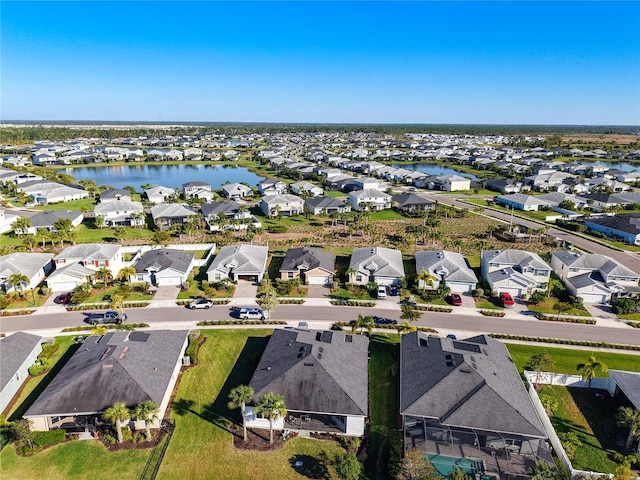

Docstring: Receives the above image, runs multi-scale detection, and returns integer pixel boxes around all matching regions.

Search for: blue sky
[2,1,639,125]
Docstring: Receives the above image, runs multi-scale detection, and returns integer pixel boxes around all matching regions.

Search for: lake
[391,164,479,181]
[63,164,265,191]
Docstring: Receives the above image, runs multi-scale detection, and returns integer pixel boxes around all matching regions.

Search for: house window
[355,275,363,282]
[214,273,221,280]
[288,272,294,279]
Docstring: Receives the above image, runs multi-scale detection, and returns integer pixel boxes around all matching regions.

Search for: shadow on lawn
[289,453,330,480]
[201,335,270,437]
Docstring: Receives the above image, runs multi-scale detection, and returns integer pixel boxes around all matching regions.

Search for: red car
[450,293,463,306]
[500,292,515,308]
[55,292,73,305]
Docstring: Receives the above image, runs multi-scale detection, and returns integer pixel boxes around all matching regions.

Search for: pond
[391,163,478,181]
[63,164,265,191]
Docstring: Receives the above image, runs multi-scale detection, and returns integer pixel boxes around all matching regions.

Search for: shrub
[131,282,151,293]
[471,288,484,298]
[93,282,106,290]
[102,433,117,444]
[0,296,11,310]
[28,361,50,376]
[480,310,505,317]
[529,291,547,304]
[39,343,59,360]
[268,225,288,233]
[32,429,65,447]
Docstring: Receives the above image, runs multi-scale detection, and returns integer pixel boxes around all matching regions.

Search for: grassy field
[33,197,96,211]
[159,329,346,480]
[474,297,503,310]
[527,297,591,317]
[84,285,153,304]
[505,343,640,375]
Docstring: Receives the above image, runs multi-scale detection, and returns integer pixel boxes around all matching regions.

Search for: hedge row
[0,309,35,316]
[278,298,305,304]
[66,302,149,311]
[330,300,376,307]
[331,322,437,333]
[61,323,150,332]
[175,299,231,305]
[32,429,65,447]
[489,333,640,351]
[535,314,596,325]
[480,310,506,317]
[416,305,453,313]
[197,320,288,326]
[627,321,640,329]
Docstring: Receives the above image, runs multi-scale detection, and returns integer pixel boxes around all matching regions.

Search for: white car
[188,298,213,309]
[238,307,269,320]
[377,286,387,299]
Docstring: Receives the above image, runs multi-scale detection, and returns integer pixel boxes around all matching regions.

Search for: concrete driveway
[231,280,259,306]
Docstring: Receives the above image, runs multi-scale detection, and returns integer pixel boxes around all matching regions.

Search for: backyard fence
[140,420,175,480]
[524,371,609,390]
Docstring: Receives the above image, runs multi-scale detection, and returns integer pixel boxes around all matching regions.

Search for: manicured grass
[527,298,591,317]
[474,297,503,310]
[1,292,50,309]
[366,334,400,480]
[33,197,96,211]
[0,233,23,246]
[539,385,622,473]
[73,222,155,244]
[84,286,153,304]
[369,210,405,221]
[7,336,80,421]
[505,343,640,375]
[176,266,235,299]
[324,190,349,198]
[0,438,149,480]
[184,249,210,260]
[619,313,640,321]
[159,329,346,479]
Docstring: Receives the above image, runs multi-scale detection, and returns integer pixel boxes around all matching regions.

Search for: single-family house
[258,178,287,196]
[94,199,145,228]
[15,210,84,235]
[400,332,551,478]
[0,253,54,293]
[551,251,640,304]
[144,186,176,205]
[349,189,392,211]
[46,262,96,292]
[99,189,132,203]
[151,203,198,230]
[583,214,640,245]
[496,194,552,212]
[24,330,189,432]
[279,248,335,285]
[437,174,471,192]
[247,328,368,436]
[353,177,381,191]
[485,179,526,194]
[221,182,253,200]
[182,181,213,201]
[0,332,42,414]
[201,200,259,231]
[481,249,551,297]
[415,250,477,293]
[289,181,323,197]
[0,208,21,234]
[206,244,268,283]
[304,196,351,215]
[259,194,304,217]
[54,243,125,278]
[132,249,195,286]
[348,247,405,286]
[392,193,436,213]
[32,151,57,165]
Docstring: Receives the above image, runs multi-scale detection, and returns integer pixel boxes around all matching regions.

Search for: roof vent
[419,338,428,347]
[304,362,314,366]
[345,335,353,343]
[460,367,472,373]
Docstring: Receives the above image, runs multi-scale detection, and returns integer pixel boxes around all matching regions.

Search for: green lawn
[7,336,80,421]
[365,334,400,480]
[527,298,591,317]
[159,329,346,479]
[74,222,155,244]
[84,285,153,304]
[474,297,503,310]
[184,249,210,260]
[324,190,349,198]
[33,197,96,211]
[505,343,640,375]
[619,313,640,321]
[1,291,50,309]
[176,266,235,300]
[369,210,405,221]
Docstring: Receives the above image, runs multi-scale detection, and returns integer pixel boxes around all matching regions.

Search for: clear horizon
[3,1,639,125]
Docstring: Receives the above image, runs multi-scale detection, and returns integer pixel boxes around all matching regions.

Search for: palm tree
[37,228,51,248]
[133,400,159,441]
[95,266,113,285]
[7,272,29,296]
[396,321,417,335]
[254,392,287,444]
[103,402,130,443]
[117,266,137,285]
[576,355,608,389]
[400,304,421,323]
[345,267,358,284]
[416,270,438,290]
[227,385,255,442]
[616,406,640,452]
[350,315,374,335]
[11,216,31,236]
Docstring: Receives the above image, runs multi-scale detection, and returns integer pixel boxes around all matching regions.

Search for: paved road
[2,304,639,346]
[427,194,640,273]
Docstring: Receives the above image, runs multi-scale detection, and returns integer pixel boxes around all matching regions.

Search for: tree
[152,230,171,246]
[21,235,38,252]
[396,321,417,335]
[254,392,287,444]
[227,385,254,442]
[110,293,126,319]
[558,431,582,460]
[448,467,473,480]
[95,266,113,285]
[417,270,438,290]
[350,314,374,335]
[398,447,439,480]
[334,451,362,480]
[12,418,34,448]
[400,304,421,323]
[117,266,137,285]
[7,272,29,296]
[616,407,640,453]
[539,394,559,417]
[528,461,560,480]
[112,226,127,243]
[103,402,131,443]
[133,400,159,441]
[552,301,571,319]
[11,216,31,236]
[576,355,608,389]
[94,215,107,229]
[526,350,555,387]
[257,290,279,317]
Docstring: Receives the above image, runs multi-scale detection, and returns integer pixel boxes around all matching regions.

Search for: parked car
[84,310,127,325]
[55,292,73,305]
[446,333,457,340]
[450,293,462,306]
[377,286,387,299]
[238,307,269,320]
[500,292,515,308]
[388,286,399,296]
[188,298,213,309]
[297,321,309,329]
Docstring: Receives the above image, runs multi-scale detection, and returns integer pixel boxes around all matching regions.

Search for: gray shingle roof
[585,214,640,236]
[305,196,347,209]
[249,329,368,416]
[483,249,550,271]
[133,249,194,274]
[150,203,197,219]
[200,200,241,217]
[400,332,546,438]
[47,262,95,281]
[552,251,639,278]
[29,210,83,228]
[25,330,188,416]
[349,247,405,279]
[0,332,42,393]
[55,243,121,262]
[280,248,335,274]
[415,250,477,284]
[0,253,53,280]
[609,370,640,410]
[392,193,436,208]
[94,199,143,214]
[207,244,268,276]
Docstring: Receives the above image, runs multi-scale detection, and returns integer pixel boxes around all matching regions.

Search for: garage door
[497,286,522,297]
[449,283,473,293]
[579,293,607,304]
[307,275,331,285]
[48,281,80,292]
[156,276,183,286]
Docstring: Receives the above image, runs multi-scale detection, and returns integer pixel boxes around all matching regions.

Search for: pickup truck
[84,310,127,325]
